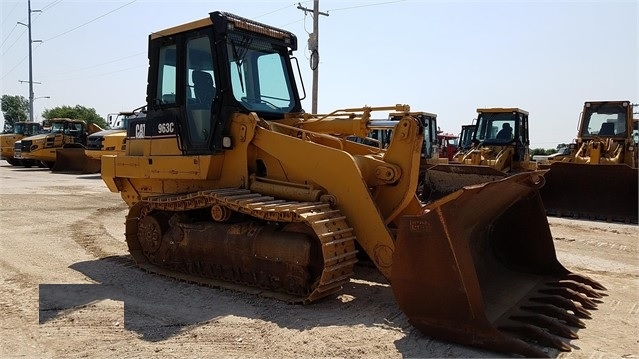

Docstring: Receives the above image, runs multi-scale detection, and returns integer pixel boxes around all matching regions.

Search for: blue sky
[1,0,637,149]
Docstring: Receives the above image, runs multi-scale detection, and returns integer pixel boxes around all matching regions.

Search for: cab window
[157,45,177,105]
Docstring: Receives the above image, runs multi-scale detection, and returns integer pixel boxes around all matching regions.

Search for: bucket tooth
[530,295,591,319]
[509,314,579,339]
[520,305,586,328]
[538,287,597,310]
[547,280,604,299]
[563,273,607,291]
[500,324,572,352]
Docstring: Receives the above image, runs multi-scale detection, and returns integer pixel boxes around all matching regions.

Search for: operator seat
[598,122,615,136]
[188,70,215,142]
[192,70,215,106]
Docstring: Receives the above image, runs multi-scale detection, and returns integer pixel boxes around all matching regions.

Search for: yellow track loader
[538,101,638,223]
[425,108,538,200]
[101,12,604,357]
[18,118,103,172]
[0,121,43,167]
[452,123,476,162]
[349,111,446,201]
[84,108,146,173]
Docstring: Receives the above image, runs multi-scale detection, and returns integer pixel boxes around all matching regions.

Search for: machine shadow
[7,166,50,172]
[39,256,572,357]
[39,256,406,344]
[74,174,102,180]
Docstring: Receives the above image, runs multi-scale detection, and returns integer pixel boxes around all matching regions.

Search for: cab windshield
[112,115,131,130]
[582,102,627,138]
[13,123,26,134]
[50,122,66,133]
[475,112,516,144]
[460,126,474,149]
[228,35,296,115]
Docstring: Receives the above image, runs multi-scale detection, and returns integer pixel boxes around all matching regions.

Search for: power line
[254,3,297,19]
[0,53,28,82]
[0,23,20,49]
[55,63,147,82]
[41,0,64,12]
[278,18,304,28]
[325,0,406,13]
[0,42,42,82]
[1,25,26,57]
[42,51,146,77]
[1,1,20,25]
[1,11,43,55]
[43,0,138,42]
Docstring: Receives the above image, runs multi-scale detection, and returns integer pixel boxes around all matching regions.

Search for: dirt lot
[0,163,637,358]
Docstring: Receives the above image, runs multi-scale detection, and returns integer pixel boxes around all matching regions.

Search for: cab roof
[50,118,85,124]
[476,108,529,115]
[151,17,212,40]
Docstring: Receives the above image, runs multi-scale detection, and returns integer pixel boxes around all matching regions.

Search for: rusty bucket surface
[539,162,638,223]
[424,164,508,200]
[392,171,605,357]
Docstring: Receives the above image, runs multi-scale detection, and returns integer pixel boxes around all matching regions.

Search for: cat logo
[135,123,145,138]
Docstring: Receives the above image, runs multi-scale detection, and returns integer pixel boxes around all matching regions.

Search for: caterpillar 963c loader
[101,12,605,357]
[538,101,638,223]
[424,108,539,200]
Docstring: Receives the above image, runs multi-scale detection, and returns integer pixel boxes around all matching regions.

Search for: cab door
[147,28,219,155]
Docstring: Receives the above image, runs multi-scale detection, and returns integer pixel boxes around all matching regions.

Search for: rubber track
[125,188,358,303]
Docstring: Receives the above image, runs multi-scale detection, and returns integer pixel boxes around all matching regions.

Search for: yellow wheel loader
[0,121,43,167]
[84,108,146,173]
[101,12,604,357]
[538,101,638,223]
[425,108,538,200]
[18,118,103,172]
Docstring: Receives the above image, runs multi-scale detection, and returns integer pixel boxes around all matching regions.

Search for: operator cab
[458,124,475,151]
[12,122,41,136]
[108,108,145,130]
[580,101,631,139]
[144,11,303,155]
[390,112,438,158]
[473,108,530,161]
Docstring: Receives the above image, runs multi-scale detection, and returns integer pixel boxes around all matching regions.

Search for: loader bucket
[538,162,638,223]
[51,148,101,174]
[392,171,605,357]
[424,164,508,200]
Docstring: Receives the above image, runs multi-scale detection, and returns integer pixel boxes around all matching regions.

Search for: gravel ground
[0,163,637,358]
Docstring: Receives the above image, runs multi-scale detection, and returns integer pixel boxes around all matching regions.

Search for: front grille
[86,135,104,150]
[14,142,22,159]
[20,140,32,153]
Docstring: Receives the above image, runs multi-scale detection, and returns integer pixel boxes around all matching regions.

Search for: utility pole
[17,0,42,122]
[297,1,328,114]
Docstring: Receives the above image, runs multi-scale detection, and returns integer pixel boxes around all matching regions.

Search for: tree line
[1,94,570,155]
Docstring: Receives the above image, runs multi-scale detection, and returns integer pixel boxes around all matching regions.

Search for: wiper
[230,37,252,93]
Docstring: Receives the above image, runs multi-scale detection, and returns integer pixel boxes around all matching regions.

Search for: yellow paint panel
[150,18,212,39]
